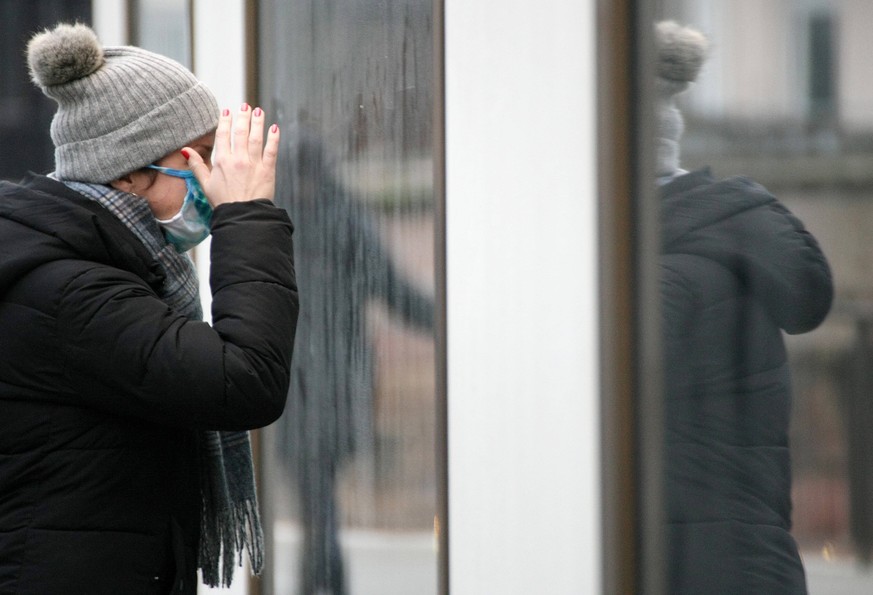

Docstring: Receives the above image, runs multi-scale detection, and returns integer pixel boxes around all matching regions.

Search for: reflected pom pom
[27,23,104,87]
[655,21,708,84]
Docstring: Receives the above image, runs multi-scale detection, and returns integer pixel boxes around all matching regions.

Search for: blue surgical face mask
[146,165,213,252]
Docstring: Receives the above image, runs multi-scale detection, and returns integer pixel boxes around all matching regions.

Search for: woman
[656,21,832,594]
[0,23,298,594]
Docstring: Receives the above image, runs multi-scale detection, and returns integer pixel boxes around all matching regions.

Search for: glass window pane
[258,2,438,594]
[656,2,873,592]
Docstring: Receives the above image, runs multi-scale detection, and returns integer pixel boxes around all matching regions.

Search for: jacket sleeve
[731,197,833,334]
[58,200,299,431]
[683,177,834,335]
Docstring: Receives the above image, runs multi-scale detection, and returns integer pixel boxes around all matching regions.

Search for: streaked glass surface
[258,2,437,594]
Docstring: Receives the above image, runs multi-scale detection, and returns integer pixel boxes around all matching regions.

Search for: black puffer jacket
[660,169,832,594]
[0,175,298,594]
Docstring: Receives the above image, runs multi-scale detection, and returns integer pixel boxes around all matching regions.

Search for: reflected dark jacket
[660,168,832,595]
[0,175,298,594]
[278,136,433,466]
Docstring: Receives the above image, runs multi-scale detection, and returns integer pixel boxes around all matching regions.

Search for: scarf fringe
[199,497,265,588]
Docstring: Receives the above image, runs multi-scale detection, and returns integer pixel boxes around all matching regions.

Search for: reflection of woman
[656,22,833,594]
[0,24,298,592]
[276,127,433,594]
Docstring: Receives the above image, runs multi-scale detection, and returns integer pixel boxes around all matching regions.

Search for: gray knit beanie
[27,22,219,184]
[654,21,708,177]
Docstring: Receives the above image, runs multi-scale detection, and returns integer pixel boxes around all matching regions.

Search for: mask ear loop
[146,164,196,179]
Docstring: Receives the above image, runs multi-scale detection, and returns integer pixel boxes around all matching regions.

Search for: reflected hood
[660,168,833,334]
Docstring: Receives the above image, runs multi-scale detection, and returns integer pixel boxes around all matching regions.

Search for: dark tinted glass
[0,1,92,181]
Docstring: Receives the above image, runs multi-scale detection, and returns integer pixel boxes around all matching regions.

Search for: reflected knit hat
[654,21,708,177]
[27,22,219,183]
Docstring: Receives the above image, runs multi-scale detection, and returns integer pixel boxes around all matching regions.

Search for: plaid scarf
[63,180,264,587]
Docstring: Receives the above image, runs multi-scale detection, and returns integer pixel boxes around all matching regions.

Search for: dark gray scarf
[63,179,264,588]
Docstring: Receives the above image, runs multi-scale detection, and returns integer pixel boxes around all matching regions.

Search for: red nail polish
[253,107,262,117]
[271,124,279,133]
[222,108,230,117]
[181,149,190,160]
[241,103,249,112]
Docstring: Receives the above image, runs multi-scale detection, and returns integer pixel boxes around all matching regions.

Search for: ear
[109,169,157,196]
[109,173,136,194]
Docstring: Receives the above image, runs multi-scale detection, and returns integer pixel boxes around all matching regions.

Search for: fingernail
[253,107,262,117]
[222,108,230,117]
[271,124,279,133]
[241,103,249,112]
[181,149,190,160]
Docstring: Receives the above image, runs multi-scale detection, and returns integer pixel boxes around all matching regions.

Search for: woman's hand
[184,103,280,206]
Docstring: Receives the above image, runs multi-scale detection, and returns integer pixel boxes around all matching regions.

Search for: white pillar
[91,0,128,45]
[191,6,249,593]
[444,1,602,593]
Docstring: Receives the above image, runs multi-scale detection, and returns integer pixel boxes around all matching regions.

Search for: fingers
[212,108,232,160]
[203,104,279,204]
[233,103,253,154]
[262,122,280,170]
[248,107,265,162]
[246,106,278,165]
[216,104,277,164]
[182,147,210,187]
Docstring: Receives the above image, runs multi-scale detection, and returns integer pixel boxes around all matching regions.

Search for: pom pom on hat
[655,20,709,85]
[653,21,709,178]
[27,23,105,87]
